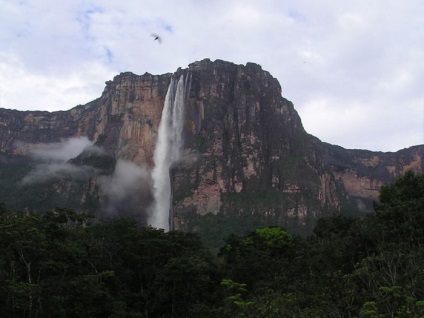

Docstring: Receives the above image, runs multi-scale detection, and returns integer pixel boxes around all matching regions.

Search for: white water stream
[149,74,189,231]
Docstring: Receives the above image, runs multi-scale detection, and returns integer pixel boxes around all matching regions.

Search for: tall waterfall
[149,74,189,231]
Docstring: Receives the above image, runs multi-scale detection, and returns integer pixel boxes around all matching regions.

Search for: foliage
[182,211,272,252]
[0,210,219,317]
[0,171,422,317]
[373,170,424,245]
[216,171,424,317]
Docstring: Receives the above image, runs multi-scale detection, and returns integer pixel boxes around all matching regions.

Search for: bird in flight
[151,33,162,44]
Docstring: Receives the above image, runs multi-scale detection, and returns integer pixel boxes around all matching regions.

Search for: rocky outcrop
[170,59,344,234]
[317,141,424,211]
[0,59,422,235]
[0,72,173,165]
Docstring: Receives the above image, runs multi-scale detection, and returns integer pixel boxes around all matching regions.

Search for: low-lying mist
[21,137,96,184]
[19,137,153,222]
[99,160,153,221]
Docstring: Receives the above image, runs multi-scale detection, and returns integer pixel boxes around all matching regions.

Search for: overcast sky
[0,0,423,152]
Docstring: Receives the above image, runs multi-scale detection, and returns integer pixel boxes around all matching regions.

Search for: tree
[0,212,47,317]
[352,171,424,317]
[219,227,301,300]
[373,170,424,245]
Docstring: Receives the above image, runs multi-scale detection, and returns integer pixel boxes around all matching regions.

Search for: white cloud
[101,160,150,203]
[21,162,94,184]
[100,160,151,216]
[30,137,93,162]
[0,0,423,151]
[0,53,114,111]
[20,137,96,184]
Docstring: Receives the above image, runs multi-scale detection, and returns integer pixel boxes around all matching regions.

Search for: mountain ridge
[0,58,422,237]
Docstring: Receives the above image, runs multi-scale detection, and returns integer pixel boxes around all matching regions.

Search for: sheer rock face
[171,59,343,233]
[318,142,424,211]
[0,72,172,165]
[0,59,422,234]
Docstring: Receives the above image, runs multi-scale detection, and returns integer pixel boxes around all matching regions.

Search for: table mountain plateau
[0,59,422,239]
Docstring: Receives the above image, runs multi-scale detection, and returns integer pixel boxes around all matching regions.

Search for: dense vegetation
[0,171,423,317]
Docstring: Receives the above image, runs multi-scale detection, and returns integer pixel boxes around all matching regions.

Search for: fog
[100,160,152,220]
[21,137,95,184]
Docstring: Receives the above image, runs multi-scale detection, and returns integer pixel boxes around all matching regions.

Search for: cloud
[1,0,423,151]
[21,137,96,184]
[101,160,149,203]
[99,160,152,218]
[21,162,94,185]
[30,137,93,162]
[0,52,114,111]
[18,136,152,219]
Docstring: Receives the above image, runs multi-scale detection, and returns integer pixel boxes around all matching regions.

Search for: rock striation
[0,59,422,236]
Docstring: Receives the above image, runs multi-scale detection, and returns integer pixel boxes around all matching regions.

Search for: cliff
[0,59,422,238]
[171,59,343,234]
[316,140,424,211]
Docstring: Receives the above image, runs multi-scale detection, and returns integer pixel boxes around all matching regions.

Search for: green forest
[0,171,423,317]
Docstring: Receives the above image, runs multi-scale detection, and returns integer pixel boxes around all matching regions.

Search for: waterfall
[149,74,189,231]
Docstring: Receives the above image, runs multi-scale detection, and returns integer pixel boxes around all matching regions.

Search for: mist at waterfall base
[100,160,152,219]
[17,76,189,229]
[148,74,190,231]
